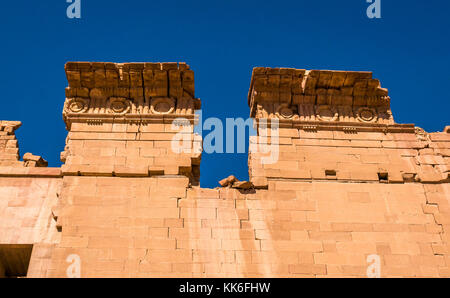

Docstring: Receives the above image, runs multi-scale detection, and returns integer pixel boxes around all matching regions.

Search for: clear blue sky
[0,1,449,188]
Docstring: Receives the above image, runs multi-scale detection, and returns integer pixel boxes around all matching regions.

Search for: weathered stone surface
[248,68,394,127]
[0,64,449,278]
[23,153,48,167]
[219,175,238,187]
[0,122,49,169]
[232,181,254,190]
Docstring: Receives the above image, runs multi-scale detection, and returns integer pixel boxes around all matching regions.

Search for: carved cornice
[63,62,200,129]
[248,67,394,125]
[254,118,415,133]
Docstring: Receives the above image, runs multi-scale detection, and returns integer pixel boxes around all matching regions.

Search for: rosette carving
[65,98,89,114]
[316,105,338,122]
[107,97,131,115]
[356,107,378,123]
[276,104,295,119]
[151,98,175,115]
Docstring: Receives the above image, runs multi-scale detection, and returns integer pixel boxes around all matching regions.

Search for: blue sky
[0,0,449,188]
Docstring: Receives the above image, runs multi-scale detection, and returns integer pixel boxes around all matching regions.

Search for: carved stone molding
[316,105,338,122]
[343,126,357,133]
[63,62,200,128]
[275,104,295,119]
[356,107,378,123]
[90,88,106,100]
[302,125,318,132]
[86,119,103,125]
[107,97,131,115]
[65,98,89,114]
[65,62,198,103]
[248,67,395,127]
[151,98,175,115]
[254,101,394,125]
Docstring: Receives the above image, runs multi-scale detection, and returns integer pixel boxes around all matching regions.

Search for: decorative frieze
[107,97,131,115]
[150,98,175,115]
[63,62,200,129]
[248,67,394,126]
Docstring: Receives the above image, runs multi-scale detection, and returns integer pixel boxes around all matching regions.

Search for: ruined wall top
[0,121,48,168]
[248,67,397,131]
[0,121,22,134]
[63,62,200,129]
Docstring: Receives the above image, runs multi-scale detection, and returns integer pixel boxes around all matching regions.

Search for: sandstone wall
[0,169,61,277]
[33,177,450,277]
[0,121,23,167]
[0,63,449,278]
